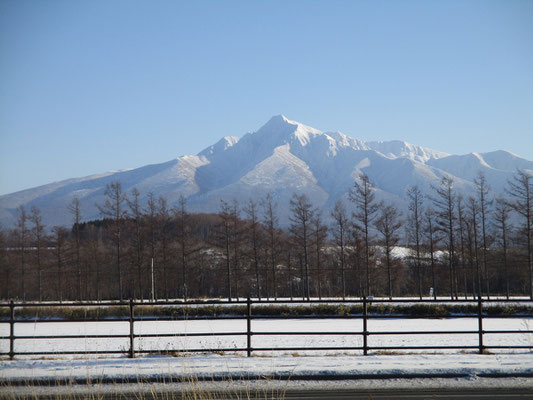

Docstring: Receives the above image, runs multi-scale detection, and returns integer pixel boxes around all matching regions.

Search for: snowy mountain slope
[426,152,526,194]
[0,115,530,228]
[476,150,533,174]
[367,140,450,163]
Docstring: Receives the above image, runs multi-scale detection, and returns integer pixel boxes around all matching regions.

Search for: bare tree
[406,185,424,299]
[261,193,280,299]
[158,196,171,300]
[30,206,45,301]
[467,196,482,297]
[0,229,7,299]
[424,207,439,299]
[218,200,234,300]
[289,193,315,300]
[493,196,511,299]
[127,188,144,300]
[174,195,192,299]
[456,195,468,298]
[68,197,83,300]
[97,181,128,301]
[145,192,157,299]
[287,247,294,300]
[474,172,492,298]
[431,176,457,299]
[506,169,533,299]
[86,225,103,301]
[52,226,68,301]
[229,200,245,298]
[349,227,365,297]
[349,173,380,297]
[331,200,349,299]
[244,199,262,299]
[16,205,28,301]
[375,203,403,299]
[311,211,327,299]
[464,210,477,298]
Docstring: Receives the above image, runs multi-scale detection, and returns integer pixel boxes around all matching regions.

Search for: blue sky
[1,0,532,195]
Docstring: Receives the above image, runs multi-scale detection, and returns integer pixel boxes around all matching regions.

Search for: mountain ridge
[1,115,532,228]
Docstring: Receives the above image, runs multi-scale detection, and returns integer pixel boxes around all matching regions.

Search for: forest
[0,170,531,302]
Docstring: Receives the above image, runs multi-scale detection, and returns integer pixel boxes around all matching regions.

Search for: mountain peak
[1,115,530,229]
[198,136,239,159]
[246,115,309,148]
[259,114,297,131]
[271,114,290,122]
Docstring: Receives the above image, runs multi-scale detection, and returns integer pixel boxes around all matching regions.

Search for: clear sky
[1,0,532,195]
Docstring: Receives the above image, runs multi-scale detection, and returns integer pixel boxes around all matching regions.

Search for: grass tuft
[0,373,289,399]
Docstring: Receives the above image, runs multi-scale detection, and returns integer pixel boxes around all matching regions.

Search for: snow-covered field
[1,317,532,356]
[1,318,532,394]
[2,352,533,381]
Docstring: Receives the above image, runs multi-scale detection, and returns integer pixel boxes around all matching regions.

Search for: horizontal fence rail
[0,298,532,359]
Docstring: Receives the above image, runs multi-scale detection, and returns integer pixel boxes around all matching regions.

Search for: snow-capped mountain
[1,115,532,228]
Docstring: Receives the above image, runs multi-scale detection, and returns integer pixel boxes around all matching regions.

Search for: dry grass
[4,302,531,322]
[0,373,289,400]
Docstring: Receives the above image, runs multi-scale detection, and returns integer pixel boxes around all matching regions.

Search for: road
[277,388,533,399]
[3,379,533,399]
[15,388,532,400]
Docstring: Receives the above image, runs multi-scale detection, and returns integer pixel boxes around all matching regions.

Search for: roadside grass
[0,373,289,400]
[1,302,531,321]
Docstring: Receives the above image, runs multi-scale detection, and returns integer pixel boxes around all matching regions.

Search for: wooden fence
[1,298,532,359]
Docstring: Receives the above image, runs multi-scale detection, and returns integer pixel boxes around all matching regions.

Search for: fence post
[129,298,135,358]
[478,297,484,354]
[363,296,368,356]
[9,300,14,360]
[247,297,252,357]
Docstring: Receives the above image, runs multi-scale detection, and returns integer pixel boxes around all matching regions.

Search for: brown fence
[1,298,532,359]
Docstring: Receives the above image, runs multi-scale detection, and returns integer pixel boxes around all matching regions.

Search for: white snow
[1,115,533,228]
[367,140,449,163]
[1,352,532,380]
[240,144,318,188]
[1,317,532,394]
[1,317,531,357]
[197,136,240,159]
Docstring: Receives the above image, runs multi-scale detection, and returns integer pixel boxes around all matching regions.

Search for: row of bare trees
[1,169,531,301]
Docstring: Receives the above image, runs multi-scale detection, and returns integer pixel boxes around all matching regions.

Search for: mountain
[1,115,532,228]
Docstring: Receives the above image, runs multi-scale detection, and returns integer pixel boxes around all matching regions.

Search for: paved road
[7,389,531,400]
[72,388,533,399]
[4,383,533,399]
[278,389,533,399]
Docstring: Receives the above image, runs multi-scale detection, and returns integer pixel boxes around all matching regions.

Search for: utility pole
[151,258,155,302]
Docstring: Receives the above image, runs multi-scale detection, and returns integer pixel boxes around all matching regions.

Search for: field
[1,316,532,356]
[1,311,533,398]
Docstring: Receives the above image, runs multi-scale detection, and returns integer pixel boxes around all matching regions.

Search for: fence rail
[1,298,532,359]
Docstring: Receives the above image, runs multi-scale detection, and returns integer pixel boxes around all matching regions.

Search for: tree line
[0,169,532,302]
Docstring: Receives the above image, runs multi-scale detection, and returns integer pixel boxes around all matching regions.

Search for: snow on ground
[1,317,532,385]
[1,353,533,383]
[1,318,531,355]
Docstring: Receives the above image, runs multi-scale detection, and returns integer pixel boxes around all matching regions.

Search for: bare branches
[431,176,457,298]
[375,203,403,299]
[289,193,315,300]
[331,200,349,299]
[349,173,380,297]
[3,169,533,301]
[506,169,533,299]
[68,197,83,300]
[97,181,128,300]
[407,185,424,299]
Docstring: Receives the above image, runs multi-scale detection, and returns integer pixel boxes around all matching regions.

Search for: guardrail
[1,298,532,359]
